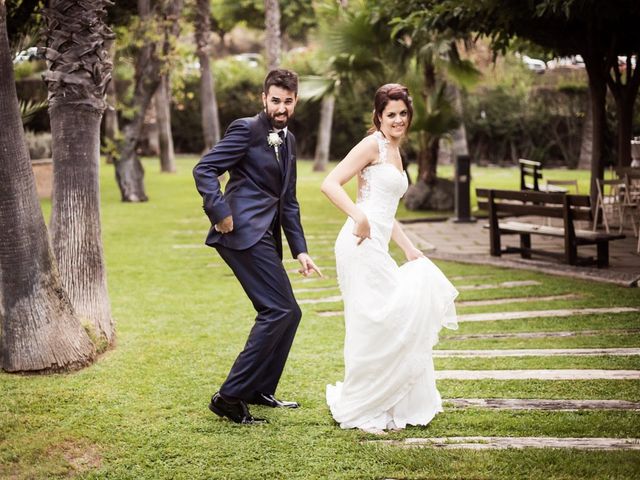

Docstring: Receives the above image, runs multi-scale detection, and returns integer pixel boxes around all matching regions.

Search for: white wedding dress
[326,131,459,431]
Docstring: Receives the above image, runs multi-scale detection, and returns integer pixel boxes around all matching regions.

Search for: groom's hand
[297,253,323,278]
[214,215,233,234]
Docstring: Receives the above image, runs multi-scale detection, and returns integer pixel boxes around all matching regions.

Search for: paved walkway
[402,216,640,287]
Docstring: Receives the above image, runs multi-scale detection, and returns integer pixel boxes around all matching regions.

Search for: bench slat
[494,221,625,242]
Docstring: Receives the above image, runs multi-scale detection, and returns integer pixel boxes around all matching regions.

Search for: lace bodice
[356,131,409,225]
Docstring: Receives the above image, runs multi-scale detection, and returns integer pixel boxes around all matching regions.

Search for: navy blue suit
[193,111,307,401]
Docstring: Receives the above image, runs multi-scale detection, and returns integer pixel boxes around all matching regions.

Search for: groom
[193,69,321,424]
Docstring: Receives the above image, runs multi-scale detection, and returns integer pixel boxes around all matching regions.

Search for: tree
[422,0,640,201]
[42,0,115,345]
[0,0,95,372]
[195,0,221,150]
[264,0,281,70]
[300,1,391,171]
[155,73,176,172]
[114,0,183,201]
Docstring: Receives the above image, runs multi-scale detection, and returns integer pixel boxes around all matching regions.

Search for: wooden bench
[519,159,567,193]
[476,188,625,268]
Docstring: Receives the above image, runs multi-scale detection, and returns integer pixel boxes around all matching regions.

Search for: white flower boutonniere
[267,131,283,161]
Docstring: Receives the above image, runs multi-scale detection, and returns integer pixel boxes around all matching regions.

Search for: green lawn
[1,157,639,479]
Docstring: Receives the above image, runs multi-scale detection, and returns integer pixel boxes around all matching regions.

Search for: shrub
[24,130,52,160]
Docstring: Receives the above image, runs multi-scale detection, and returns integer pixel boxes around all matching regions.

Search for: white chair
[593,178,626,234]
[546,179,579,194]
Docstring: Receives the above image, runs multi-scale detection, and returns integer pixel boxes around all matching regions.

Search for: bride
[321,84,459,434]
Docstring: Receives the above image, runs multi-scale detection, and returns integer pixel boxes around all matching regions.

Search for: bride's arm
[320,136,377,244]
[392,220,425,261]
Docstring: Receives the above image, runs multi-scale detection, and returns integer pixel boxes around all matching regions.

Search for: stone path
[456,293,580,307]
[300,293,579,307]
[458,307,639,322]
[402,218,640,287]
[457,280,541,291]
[306,271,640,452]
[317,306,639,319]
[446,328,640,340]
[433,348,640,357]
[371,437,640,450]
[436,369,640,380]
[445,398,640,411]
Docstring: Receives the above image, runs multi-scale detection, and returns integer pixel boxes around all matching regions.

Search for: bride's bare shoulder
[352,134,379,159]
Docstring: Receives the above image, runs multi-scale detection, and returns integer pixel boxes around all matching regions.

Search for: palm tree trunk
[44,0,115,346]
[313,94,335,171]
[578,90,593,170]
[196,0,220,150]
[156,74,176,173]
[583,48,608,208]
[450,83,469,156]
[114,0,184,200]
[264,0,281,70]
[0,0,95,372]
[104,39,119,164]
[419,61,439,183]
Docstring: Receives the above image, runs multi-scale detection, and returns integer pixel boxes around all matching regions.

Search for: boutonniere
[267,131,283,161]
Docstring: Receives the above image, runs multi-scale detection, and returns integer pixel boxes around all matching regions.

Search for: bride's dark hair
[368,83,413,135]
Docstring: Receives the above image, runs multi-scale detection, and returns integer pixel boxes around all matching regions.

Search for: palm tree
[115,0,183,201]
[195,0,221,150]
[264,0,281,70]
[43,0,116,346]
[299,1,389,171]
[0,0,95,372]
[155,73,176,173]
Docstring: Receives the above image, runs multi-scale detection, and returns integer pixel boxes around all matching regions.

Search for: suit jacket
[193,111,307,259]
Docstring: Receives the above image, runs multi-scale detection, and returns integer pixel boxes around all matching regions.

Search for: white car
[522,55,546,73]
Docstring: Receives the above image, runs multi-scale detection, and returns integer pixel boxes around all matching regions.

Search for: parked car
[522,55,546,73]
[233,53,262,68]
[13,47,39,64]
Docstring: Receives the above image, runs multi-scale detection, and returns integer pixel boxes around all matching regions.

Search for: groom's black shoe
[249,393,300,409]
[208,393,268,424]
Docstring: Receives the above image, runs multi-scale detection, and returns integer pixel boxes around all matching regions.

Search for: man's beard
[267,110,289,129]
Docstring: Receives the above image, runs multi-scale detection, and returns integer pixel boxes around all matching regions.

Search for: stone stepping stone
[457,293,579,307]
[445,398,640,411]
[371,436,640,450]
[457,280,541,291]
[296,293,579,307]
[433,348,640,357]
[446,328,640,341]
[436,369,640,380]
[319,306,639,320]
[293,286,339,294]
[287,266,336,274]
[298,295,343,305]
[459,307,639,323]
[450,275,492,281]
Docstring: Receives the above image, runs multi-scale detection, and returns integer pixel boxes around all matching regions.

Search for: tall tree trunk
[607,57,640,168]
[196,0,220,150]
[419,62,439,183]
[264,0,281,70]
[583,48,608,208]
[44,0,115,346]
[313,94,335,172]
[115,0,155,201]
[578,90,593,170]
[104,39,119,165]
[156,73,176,172]
[0,0,95,372]
[450,83,469,157]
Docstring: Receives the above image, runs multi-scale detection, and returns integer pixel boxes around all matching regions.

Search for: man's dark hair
[263,69,298,96]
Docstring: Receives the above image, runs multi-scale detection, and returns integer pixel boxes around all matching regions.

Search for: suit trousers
[214,232,301,400]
